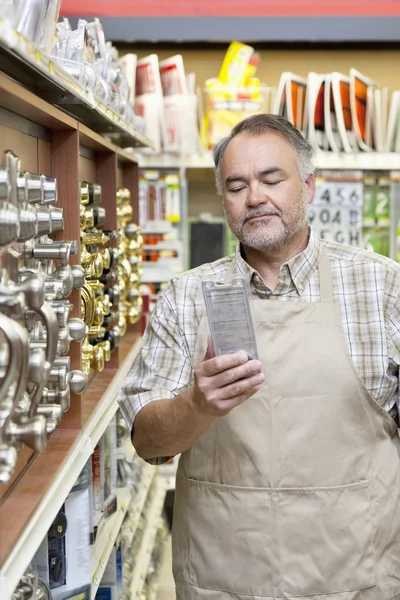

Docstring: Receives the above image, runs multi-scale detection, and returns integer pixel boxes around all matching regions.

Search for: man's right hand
[192,347,265,416]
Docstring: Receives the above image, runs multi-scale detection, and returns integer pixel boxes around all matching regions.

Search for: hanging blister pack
[201,277,258,360]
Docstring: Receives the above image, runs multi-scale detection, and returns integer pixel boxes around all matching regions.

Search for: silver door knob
[0,202,18,246]
[58,318,88,355]
[41,175,57,206]
[68,370,88,394]
[0,168,10,201]
[28,242,72,266]
[50,301,73,328]
[28,348,47,384]
[49,365,69,390]
[43,387,70,412]
[37,404,63,433]
[36,206,64,236]
[5,416,47,452]
[0,445,17,484]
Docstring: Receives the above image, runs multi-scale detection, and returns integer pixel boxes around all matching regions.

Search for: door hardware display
[0,151,88,484]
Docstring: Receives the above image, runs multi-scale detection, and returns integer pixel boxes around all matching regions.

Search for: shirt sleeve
[117,279,193,464]
[388,290,400,425]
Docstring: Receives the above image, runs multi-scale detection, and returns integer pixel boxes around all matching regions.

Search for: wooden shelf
[0,334,141,599]
[79,124,139,164]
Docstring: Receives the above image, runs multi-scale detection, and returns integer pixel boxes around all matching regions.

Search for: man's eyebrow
[258,167,286,178]
[225,167,286,185]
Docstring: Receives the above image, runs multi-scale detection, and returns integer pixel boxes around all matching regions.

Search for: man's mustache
[243,209,282,224]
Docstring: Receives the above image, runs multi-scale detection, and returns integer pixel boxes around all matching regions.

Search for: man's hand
[192,346,265,416]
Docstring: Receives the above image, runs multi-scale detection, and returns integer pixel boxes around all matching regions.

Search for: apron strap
[318,248,334,303]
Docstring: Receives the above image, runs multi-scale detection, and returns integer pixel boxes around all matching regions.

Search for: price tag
[35,50,41,64]
[49,60,55,74]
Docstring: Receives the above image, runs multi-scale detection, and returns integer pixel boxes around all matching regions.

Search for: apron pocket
[187,478,276,597]
[277,479,377,597]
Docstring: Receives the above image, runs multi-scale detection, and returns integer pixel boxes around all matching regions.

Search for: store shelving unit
[129,477,167,600]
[0,17,152,149]
[91,486,133,592]
[0,337,142,600]
[0,43,153,599]
[139,150,400,171]
[91,463,155,598]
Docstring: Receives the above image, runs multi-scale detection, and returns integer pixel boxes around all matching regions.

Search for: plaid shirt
[118,229,400,464]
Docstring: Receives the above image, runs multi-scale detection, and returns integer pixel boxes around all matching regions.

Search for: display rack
[139,150,400,171]
[91,463,155,598]
[0,17,153,149]
[129,477,168,600]
[0,54,148,599]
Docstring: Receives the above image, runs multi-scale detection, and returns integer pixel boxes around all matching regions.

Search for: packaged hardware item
[201,277,258,360]
[217,41,254,89]
[34,467,91,599]
[349,68,377,151]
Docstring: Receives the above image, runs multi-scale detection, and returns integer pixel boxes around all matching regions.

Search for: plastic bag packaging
[13,0,61,55]
[201,276,259,360]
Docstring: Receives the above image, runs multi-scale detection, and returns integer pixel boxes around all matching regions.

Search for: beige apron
[172,249,400,600]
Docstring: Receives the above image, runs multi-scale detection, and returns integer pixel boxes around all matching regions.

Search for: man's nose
[247,183,267,207]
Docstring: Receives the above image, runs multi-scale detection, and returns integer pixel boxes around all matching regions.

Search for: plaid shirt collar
[235,227,323,295]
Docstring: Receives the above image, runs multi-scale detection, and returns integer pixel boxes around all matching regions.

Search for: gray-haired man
[119,114,400,600]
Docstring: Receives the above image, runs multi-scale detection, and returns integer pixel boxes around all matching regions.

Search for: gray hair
[212,114,315,195]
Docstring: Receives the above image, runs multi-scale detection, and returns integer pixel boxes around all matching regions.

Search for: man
[119,114,400,600]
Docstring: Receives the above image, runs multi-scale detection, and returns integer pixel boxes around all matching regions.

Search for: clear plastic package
[201,277,258,360]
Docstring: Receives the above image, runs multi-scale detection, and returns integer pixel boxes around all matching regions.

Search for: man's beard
[224,186,309,252]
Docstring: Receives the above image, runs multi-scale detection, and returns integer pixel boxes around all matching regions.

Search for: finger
[214,386,262,414]
[197,352,249,377]
[210,372,266,401]
[209,359,263,389]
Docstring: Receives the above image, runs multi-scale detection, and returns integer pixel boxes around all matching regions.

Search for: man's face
[221,132,315,252]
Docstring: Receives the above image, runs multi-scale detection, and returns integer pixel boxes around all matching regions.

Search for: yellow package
[218,41,254,89]
[243,52,260,87]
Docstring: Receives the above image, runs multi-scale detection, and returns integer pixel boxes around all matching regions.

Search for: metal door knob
[41,175,57,206]
[67,318,88,342]
[0,445,17,483]
[0,168,10,201]
[6,416,47,452]
[37,404,63,432]
[12,582,33,600]
[68,370,88,394]
[106,285,121,307]
[36,206,64,236]
[28,242,74,267]
[80,182,102,206]
[28,348,47,384]
[18,272,46,310]
[50,301,73,328]
[93,206,106,228]
[58,318,88,355]
[0,291,25,317]
[49,365,69,390]
[124,223,139,241]
[81,231,110,246]
[18,205,38,241]
[0,202,19,245]
[43,388,70,412]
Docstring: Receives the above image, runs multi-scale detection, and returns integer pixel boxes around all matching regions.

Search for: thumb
[204,336,215,361]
